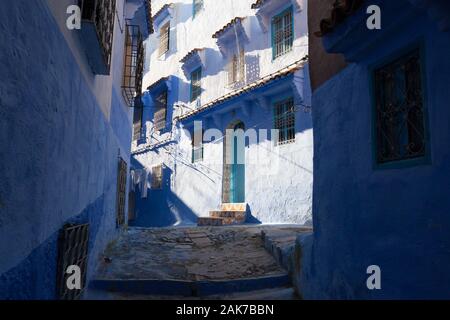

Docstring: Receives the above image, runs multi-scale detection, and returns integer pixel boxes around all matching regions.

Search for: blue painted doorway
[230,122,245,203]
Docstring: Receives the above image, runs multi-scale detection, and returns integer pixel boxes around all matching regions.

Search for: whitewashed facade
[131,0,313,226]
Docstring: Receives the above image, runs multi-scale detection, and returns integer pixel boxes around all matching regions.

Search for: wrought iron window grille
[228,50,245,86]
[116,158,127,227]
[122,24,145,107]
[133,105,144,141]
[154,91,168,131]
[272,7,293,60]
[191,68,202,102]
[159,22,171,56]
[374,49,426,164]
[78,0,116,75]
[274,97,296,145]
[192,129,204,163]
[152,165,163,189]
[56,223,90,300]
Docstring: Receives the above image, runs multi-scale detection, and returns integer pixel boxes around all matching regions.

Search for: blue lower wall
[0,0,131,299]
[0,195,106,300]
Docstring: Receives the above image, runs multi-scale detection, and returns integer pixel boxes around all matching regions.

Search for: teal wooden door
[230,124,245,203]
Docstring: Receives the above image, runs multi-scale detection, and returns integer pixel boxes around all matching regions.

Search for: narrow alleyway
[87,225,310,300]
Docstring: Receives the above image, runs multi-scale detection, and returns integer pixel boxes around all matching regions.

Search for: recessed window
[153,90,168,131]
[192,129,204,163]
[228,50,245,85]
[116,157,127,227]
[159,22,170,56]
[151,165,163,189]
[274,97,295,145]
[191,67,202,102]
[373,48,427,164]
[272,7,293,59]
[193,0,203,18]
[133,106,143,141]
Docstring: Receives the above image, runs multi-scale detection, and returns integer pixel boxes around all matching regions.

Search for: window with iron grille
[78,0,116,74]
[272,7,293,60]
[274,98,296,145]
[116,158,127,227]
[151,165,163,189]
[153,91,168,131]
[228,50,245,85]
[191,67,202,102]
[192,129,204,163]
[56,223,90,300]
[374,49,427,164]
[122,24,144,107]
[133,106,143,141]
[193,0,204,17]
[159,22,170,56]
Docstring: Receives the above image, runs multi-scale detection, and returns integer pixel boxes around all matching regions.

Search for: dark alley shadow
[129,164,198,228]
[245,204,262,225]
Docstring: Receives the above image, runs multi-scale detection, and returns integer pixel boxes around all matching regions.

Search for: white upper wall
[143,0,308,111]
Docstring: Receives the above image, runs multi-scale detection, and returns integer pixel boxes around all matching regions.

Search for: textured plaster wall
[297,8,450,299]
[0,0,134,299]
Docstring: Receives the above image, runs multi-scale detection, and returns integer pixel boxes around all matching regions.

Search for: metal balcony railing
[122,24,145,107]
[79,0,116,75]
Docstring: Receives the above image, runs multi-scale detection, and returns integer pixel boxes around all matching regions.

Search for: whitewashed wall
[132,0,312,225]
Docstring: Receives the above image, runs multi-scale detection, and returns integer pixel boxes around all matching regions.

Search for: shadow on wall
[129,156,198,227]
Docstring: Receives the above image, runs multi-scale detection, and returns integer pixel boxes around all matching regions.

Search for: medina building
[130,0,313,227]
[0,0,151,299]
[295,0,450,299]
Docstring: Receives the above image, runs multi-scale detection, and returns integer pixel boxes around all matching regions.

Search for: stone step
[88,273,291,298]
[85,285,298,300]
[198,216,245,226]
[220,203,247,212]
[261,227,313,275]
[210,210,246,219]
[197,217,223,226]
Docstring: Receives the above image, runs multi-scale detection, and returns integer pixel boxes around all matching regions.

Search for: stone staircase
[197,203,247,226]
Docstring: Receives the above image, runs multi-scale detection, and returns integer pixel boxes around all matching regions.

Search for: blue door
[230,123,245,203]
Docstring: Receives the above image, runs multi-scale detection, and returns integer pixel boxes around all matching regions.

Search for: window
[151,165,163,189]
[56,223,89,300]
[190,67,202,102]
[159,21,170,56]
[79,0,116,74]
[192,129,204,163]
[116,157,127,227]
[274,97,295,145]
[122,24,144,107]
[133,106,143,141]
[193,0,203,17]
[153,91,167,131]
[374,49,427,165]
[272,7,293,59]
[228,50,245,85]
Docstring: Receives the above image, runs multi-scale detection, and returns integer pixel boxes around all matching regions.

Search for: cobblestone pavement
[96,225,294,281]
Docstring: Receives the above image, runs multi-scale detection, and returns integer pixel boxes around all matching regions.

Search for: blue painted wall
[297,1,450,299]
[0,0,133,299]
